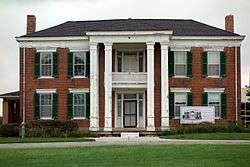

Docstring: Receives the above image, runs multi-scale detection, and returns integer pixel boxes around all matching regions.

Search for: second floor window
[73,52,86,77]
[40,52,53,77]
[207,52,220,76]
[174,52,187,76]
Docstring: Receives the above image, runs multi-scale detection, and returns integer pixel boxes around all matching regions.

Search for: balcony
[112,72,147,88]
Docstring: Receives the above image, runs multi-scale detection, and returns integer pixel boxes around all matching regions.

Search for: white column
[146,42,155,131]
[89,42,99,131]
[104,42,113,131]
[161,42,169,130]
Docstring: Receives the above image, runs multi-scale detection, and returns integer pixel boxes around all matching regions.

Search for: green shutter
[52,93,58,120]
[168,50,174,77]
[85,51,90,78]
[67,93,73,119]
[53,52,59,78]
[169,92,175,119]
[187,51,193,77]
[221,93,227,118]
[34,93,40,119]
[86,92,90,119]
[34,52,40,78]
[67,52,73,78]
[220,51,226,77]
[202,52,208,77]
[187,93,193,106]
[202,92,208,106]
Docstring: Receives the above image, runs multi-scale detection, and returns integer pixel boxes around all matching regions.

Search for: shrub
[0,124,19,137]
[163,122,250,136]
[25,120,79,137]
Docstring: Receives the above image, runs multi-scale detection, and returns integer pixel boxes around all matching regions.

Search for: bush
[0,124,19,137]
[163,122,250,136]
[25,120,79,137]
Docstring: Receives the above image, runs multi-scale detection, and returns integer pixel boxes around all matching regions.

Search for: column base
[161,117,169,130]
[104,127,112,131]
[89,127,99,131]
[146,127,155,131]
[161,126,170,131]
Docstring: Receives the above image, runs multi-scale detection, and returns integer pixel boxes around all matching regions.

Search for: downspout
[21,48,25,138]
[235,47,238,123]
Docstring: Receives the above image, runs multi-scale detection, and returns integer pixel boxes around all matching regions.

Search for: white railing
[112,72,147,84]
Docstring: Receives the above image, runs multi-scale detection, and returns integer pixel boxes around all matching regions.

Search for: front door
[123,100,137,128]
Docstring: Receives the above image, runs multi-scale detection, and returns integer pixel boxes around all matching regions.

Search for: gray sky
[0,0,249,115]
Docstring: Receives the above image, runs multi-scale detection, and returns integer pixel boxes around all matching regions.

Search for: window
[73,93,86,118]
[208,93,221,118]
[208,52,220,76]
[174,52,187,76]
[73,52,86,77]
[174,93,187,118]
[40,93,53,119]
[40,52,53,77]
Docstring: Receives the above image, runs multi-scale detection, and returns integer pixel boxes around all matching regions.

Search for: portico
[88,31,172,132]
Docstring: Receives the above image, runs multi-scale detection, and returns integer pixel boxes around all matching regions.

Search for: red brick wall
[20,48,90,128]
[169,47,241,128]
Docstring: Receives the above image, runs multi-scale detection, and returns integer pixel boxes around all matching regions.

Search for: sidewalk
[0,137,250,149]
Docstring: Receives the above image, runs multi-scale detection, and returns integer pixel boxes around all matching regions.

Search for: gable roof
[20,19,241,38]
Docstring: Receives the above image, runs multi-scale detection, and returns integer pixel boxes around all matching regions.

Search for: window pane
[41,53,52,64]
[174,93,187,118]
[139,55,144,72]
[40,106,52,118]
[74,65,85,76]
[124,94,137,99]
[40,93,52,118]
[73,52,85,76]
[208,65,219,76]
[41,65,52,76]
[208,93,221,117]
[174,52,186,64]
[73,93,85,118]
[175,64,186,76]
[41,94,52,105]
[139,101,143,117]
[117,100,122,117]
[74,94,84,105]
[74,106,85,117]
[74,53,84,64]
[117,56,122,72]
[208,52,220,64]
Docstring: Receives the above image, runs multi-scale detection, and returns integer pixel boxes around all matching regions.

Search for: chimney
[26,15,36,34]
[225,15,234,32]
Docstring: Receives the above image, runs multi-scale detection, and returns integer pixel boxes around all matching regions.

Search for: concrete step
[121,132,139,138]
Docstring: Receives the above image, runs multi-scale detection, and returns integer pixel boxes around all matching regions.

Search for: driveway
[0,137,250,149]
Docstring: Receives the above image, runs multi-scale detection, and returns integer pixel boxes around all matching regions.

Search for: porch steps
[121,132,139,138]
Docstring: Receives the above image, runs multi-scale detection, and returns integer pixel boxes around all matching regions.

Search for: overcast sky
[0,0,249,115]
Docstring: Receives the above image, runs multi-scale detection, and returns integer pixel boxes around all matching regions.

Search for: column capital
[146,41,155,46]
[160,41,170,46]
[89,42,98,47]
[104,42,113,47]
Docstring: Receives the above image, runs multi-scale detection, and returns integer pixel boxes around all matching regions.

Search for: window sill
[72,76,87,79]
[207,76,220,79]
[38,76,55,79]
[72,117,88,120]
[40,117,53,120]
[173,117,180,119]
[173,76,189,79]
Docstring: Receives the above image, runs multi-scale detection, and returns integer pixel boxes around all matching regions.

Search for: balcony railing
[112,72,147,85]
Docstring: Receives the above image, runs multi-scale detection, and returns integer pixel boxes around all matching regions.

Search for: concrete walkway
[1,137,250,149]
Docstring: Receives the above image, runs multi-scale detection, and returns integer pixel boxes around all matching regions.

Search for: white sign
[180,106,215,124]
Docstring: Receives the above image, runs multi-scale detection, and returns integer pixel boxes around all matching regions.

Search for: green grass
[161,133,250,140]
[0,137,94,144]
[0,145,250,167]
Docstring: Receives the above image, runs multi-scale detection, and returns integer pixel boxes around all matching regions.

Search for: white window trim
[171,88,191,93]
[37,49,57,52]
[72,51,87,78]
[39,52,53,78]
[69,88,89,93]
[203,47,224,52]
[72,92,87,120]
[174,51,187,77]
[36,89,57,94]
[204,88,225,93]
[207,51,220,77]
[39,93,53,120]
[170,48,191,52]
[174,92,187,119]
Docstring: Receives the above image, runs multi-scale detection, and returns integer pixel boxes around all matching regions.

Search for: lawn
[161,133,250,140]
[0,145,249,167]
[0,137,94,144]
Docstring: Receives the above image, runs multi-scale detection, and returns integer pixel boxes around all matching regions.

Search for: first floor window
[73,93,86,118]
[73,52,86,77]
[208,92,221,118]
[40,52,53,76]
[174,51,187,76]
[174,93,187,118]
[40,93,53,119]
[207,52,220,76]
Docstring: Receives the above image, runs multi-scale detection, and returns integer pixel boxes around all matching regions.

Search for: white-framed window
[73,93,86,118]
[40,52,53,77]
[208,92,221,118]
[174,52,187,76]
[174,93,187,118]
[73,52,86,77]
[207,52,220,76]
[40,93,53,119]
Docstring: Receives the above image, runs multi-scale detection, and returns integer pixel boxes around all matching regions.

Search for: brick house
[16,15,245,133]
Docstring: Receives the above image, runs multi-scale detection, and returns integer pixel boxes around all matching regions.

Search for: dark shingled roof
[20,19,240,37]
